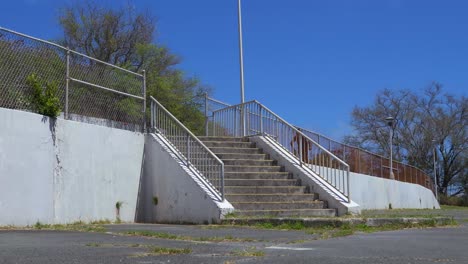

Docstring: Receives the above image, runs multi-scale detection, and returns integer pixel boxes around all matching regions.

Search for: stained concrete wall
[350,171,440,210]
[251,136,439,214]
[137,134,233,224]
[0,108,144,226]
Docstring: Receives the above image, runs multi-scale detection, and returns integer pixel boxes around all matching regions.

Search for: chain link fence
[0,27,145,131]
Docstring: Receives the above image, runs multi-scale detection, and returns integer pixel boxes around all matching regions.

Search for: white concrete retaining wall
[251,136,439,214]
[0,108,144,226]
[350,171,440,210]
[136,134,233,224]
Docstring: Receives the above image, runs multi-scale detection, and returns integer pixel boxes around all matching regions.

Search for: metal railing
[297,127,435,193]
[150,96,225,200]
[0,26,145,131]
[205,96,436,194]
[210,100,350,202]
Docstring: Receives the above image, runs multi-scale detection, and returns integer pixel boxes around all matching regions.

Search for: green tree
[58,1,210,134]
[345,84,467,197]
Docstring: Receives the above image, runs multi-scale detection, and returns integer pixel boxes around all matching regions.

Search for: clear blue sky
[1,0,467,140]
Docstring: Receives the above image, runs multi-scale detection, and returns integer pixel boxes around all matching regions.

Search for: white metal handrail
[297,127,435,192]
[150,96,225,200]
[211,100,350,202]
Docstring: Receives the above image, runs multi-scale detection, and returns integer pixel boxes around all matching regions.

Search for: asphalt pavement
[1,209,467,264]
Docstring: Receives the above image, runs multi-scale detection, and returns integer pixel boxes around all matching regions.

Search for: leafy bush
[26,74,61,118]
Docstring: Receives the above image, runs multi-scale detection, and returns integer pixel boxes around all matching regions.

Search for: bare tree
[345,83,467,196]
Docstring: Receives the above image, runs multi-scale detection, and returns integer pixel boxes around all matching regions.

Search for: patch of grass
[150,247,192,255]
[231,247,265,257]
[246,218,455,240]
[361,209,444,218]
[85,243,102,247]
[252,221,307,230]
[441,205,468,210]
[32,221,106,233]
[90,219,112,225]
[123,230,256,242]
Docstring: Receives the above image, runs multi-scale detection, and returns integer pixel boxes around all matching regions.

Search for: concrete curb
[221,217,453,228]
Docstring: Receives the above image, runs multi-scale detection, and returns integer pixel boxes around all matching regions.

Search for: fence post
[150,100,154,132]
[142,70,147,133]
[220,163,225,201]
[65,47,70,119]
[299,134,303,166]
[204,93,208,136]
[186,134,191,166]
[259,104,263,135]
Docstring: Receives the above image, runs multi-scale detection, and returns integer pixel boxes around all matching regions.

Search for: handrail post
[259,104,263,135]
[347,167,351,202]
[299,134,303,166]
[204,93,209,136]
[186,134,191,166]
[221,163,225,201]
[150,100,154,131]
[65,47,70,119]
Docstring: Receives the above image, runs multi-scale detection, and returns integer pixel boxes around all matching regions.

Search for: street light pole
[237,0,245,105]
[385,116,395,179]
[432,139,439,200]
[237,0,246,136]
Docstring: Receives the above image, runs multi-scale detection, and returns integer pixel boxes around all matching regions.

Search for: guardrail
[210,100,350,202]
[150,96,225,200]
[0,26,145,131]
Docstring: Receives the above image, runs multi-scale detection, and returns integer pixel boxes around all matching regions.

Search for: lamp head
[385,116,394,127]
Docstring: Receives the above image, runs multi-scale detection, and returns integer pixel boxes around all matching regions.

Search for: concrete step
[225,186,308,194]
[199,136,248,142]
[203,141,256,148]
[231,201,326,210]
[216,153,269,160]
[224,172,291,180]
[233,209,337,217]
[226,194,319,203]
[224,165,283,173]
[210,147,263,154]
[224,179,300,186]
[222,159,276,166]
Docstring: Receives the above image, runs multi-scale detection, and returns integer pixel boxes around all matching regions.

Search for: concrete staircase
[199,136,337,217]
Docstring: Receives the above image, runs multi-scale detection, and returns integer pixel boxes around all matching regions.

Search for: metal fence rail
[205,96,435,194]
[297,127,435,193]
[0,26,145,131]
[150,96,225,200]
[210,100,350,202]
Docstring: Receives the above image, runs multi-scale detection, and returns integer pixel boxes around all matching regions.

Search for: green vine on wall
[26,74,61,118]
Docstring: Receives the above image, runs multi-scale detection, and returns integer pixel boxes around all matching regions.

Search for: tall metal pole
[385,116,395,179]
[65,48,70,119]
[432,139,439,200]
[237,0,246,136]
[389,127,394,179]
[238,0,245,104]
[142,70,147,132]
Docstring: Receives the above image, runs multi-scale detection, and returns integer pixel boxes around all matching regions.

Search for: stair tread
[222,159,275,162]
[225,165,281,168]
[232,201,323,204]
[226,194,316,196]
[225,172,289,174]
[236,209,334,212]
